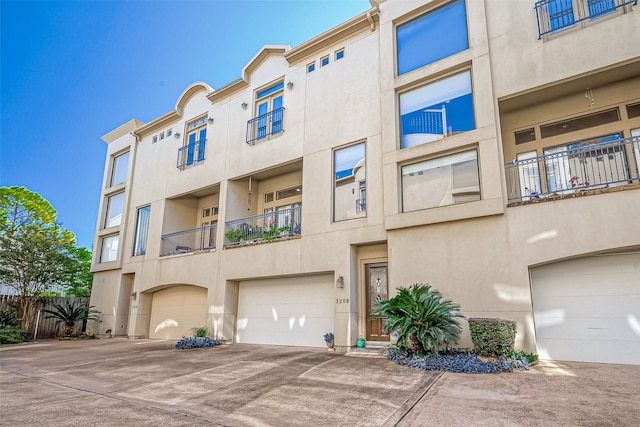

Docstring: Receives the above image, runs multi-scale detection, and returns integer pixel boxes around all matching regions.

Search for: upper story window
[335,49,344,61]
[246,81,284,145]
[397,0,468,75]
[104,192,125,228]
[109,151,129,187]
[99,234,119,263]
[307,62,315,73]
[402,150,480,212]
[535,0,632,38]
[177,117,207,169]
[399,69,475,149]
[132,205,151,257]
[334,142,366,221]
[321,56,329,67]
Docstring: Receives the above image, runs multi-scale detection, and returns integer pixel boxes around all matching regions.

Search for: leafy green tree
[373,283,464,355]
[62,247,94,297]
[42,301,100,337]
[0,186,78,330]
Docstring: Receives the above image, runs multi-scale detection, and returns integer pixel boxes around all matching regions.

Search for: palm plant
[42,301,100,338]
[373,283,463,355]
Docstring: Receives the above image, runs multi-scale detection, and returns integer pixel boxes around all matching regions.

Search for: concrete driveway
[1,339,639,426]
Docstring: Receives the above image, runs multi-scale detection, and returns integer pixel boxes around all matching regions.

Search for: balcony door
[256,82,284,141]
[185,117,207,166]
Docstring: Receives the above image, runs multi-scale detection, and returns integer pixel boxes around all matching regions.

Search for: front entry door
[366,262,389,341]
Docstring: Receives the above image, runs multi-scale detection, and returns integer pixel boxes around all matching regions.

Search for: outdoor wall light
[335,276,344,288]
[241,102,248,110]
[208,117,214,124]
[130,292,137,300]
[174,132,181,139]
[286,81,294,90]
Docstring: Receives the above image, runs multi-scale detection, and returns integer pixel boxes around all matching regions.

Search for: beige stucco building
[90,0,640,365]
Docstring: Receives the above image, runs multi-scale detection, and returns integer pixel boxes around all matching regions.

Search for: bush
[0,309,18,327]
[373,283,463,355]
[387,348,529,373]
[468,318,516,357]
[191,326,209,338]
[0,326,28,344]
[175,336,221,350]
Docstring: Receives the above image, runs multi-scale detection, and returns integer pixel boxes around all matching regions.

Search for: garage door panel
[531,253,640,365]
[237,275,334,347]
[149,286,207,340]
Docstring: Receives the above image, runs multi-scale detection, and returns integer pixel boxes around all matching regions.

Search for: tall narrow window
[100,235,119,263]
[110,151,129,186]
[399,70,475,149]
[334,142,366,221]
[178,117,207,169]
[397,0,468,75]
[402,150,479,211]
[247,82,284,144]
[104,192,125,228]
[133,205,151,256]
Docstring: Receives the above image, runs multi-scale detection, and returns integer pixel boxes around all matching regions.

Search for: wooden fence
[0,295,90,338]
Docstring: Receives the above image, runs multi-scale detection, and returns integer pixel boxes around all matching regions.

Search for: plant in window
[373,283,463,355]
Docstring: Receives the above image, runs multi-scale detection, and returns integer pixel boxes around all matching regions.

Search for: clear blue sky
[1,0,371,250]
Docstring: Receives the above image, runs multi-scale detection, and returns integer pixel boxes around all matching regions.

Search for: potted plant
[323,332,334,348]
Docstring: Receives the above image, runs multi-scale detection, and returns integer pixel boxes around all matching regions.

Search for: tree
[62,247,94,297]
[0,186,78,331]
[373,283,464,355]
[42,301,100,338]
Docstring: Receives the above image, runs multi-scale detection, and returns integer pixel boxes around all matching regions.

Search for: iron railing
[246,107,284,145]
[177,140,206,169]
[535,0,636,38]
[224,205,301,247]
[505,136,640,202]
[160,224,217,257]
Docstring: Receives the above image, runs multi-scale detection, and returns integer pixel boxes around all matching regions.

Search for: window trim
[99,234,119,263]
[104,192,125,229]
[132,205,151,257]
[333,141,367,222]
[109,150,130,187]
[320,55,329,67]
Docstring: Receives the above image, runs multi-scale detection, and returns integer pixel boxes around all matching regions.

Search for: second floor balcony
[177,140,206,169]
[505,136,640,204]
[160,224,216,257]
[246,107,284,145]
[224,205,301,247]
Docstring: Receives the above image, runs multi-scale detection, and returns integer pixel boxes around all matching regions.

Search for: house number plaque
[336,298,349,304]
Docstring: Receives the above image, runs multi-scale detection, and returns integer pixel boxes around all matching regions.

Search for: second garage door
[237,275,334,347]
[148,286,208,339]
[531,253,640,365]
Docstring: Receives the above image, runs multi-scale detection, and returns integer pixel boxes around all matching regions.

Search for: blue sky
[1,0,370,249]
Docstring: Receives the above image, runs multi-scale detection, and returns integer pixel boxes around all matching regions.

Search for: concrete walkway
[1,339,639,426]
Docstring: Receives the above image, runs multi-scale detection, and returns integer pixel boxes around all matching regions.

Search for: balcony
[535,0,636,38]
[224,206,301,247]
[505,136,640,204]
[246,107,284,145]
[160,224,216,257]
[177,140,206,169]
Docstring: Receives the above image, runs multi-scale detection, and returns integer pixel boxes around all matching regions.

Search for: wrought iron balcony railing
[535,0,636,38]
[505,136,640,203]
[160,224,216,257]
[224,205,301,247]
[177,140,206,169]
[246,107,284,145]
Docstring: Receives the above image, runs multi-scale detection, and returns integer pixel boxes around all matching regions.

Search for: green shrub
[468,318,516,357]
[0,326,28,344]
[373,283,463,355]
[0,309,18,327]
[192,326,209,338]
[513,350,538,364]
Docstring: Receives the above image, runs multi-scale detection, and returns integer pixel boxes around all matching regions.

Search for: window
[335,49,344,60]
[110,151,129,186]
[540,108,620,138]
[247,82,284,144]
[153,135,158,143]
[160,132,165,140]
[132,205,150,256]
[627,102,640,119]
[100,235,119,263]
[167,129,172,137]
[334,142,366,221]
[104,192,125,228]
[307,62,315,73]
[321,56,329,67]
[399,70,475,149]
[276,185,302,200]
[397,0,468,75]
[402,150,479,212]
[178,117,207,168]
[515,128,536,145]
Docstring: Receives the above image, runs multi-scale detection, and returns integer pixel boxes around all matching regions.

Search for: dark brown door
[366,262,389,341]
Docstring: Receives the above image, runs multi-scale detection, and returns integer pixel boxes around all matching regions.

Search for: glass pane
[133,206,150,256]
[548,0,575,31]
[110,152,129,186]
[198,128,206,162]
[334,142,366,221]
[100,235,119,263]
[276,185,301,200]
[400,70,474,149]
[257,82,284,99]
[402,150,479,211]
[104,192,125,228]
[187,133,196,165]
[369,266,388,309]
[397,0,468,75]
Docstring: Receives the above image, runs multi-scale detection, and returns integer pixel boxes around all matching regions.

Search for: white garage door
[149,286,207,339]
[237,275,334,347]
[531,253,640,365]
